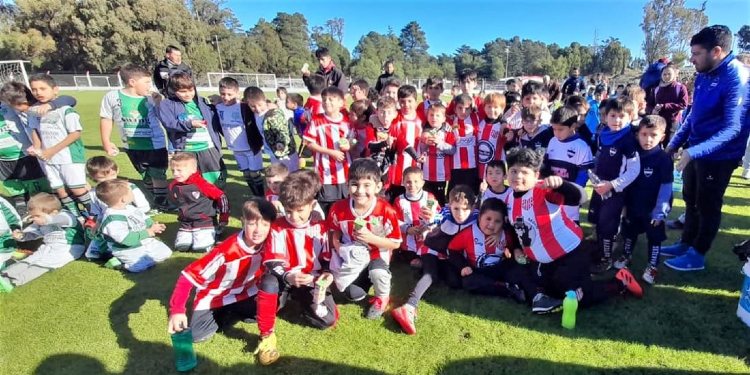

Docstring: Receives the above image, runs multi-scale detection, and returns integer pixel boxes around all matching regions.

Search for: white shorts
[112,239,172,273]
[233,150,263,171]
[175,227,216,252]
[43,163,87,190]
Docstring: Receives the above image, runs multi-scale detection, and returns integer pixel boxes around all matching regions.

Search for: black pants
[448,168,480,196]
[190,298,257,342]
[461,260,535,298]
[423,180,447,206]
[259,273,337,330]
[406,254,460,307]
[680,158,739,254]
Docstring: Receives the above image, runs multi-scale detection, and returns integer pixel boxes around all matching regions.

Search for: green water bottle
[171,327,197,372]
[561,290,578,330]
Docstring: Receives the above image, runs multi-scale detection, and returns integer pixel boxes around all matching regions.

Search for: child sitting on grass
[0,193,84,293]
[0,196,22,265]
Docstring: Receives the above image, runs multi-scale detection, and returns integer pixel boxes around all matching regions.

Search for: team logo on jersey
[477,140,495,163]
[192,191,201,199]
[513,217,533,247]
[609,147,618,156]
[644,167,653,178]
[567,148,576,158]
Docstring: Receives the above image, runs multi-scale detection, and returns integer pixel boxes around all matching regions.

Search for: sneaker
[366,296,389,319]
[507,283,526,304]
[531,293,562,314]
[664,247,705,271]
[0,276,14,293]
[254,333,280,366]
[613,255,631,270]
[590,257,613,274]
[661,242,689,257]
[615,268,643,298]
[666,220,685,230]
[642,266,658,285]
[391,304,417,335]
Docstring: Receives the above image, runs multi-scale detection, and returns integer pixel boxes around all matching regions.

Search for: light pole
[504,46,510,78]
[213,35,224,74]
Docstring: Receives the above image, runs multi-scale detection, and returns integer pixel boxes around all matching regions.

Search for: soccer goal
[206,72,277,89]
[0,60,30,87]
[73,73,117,88]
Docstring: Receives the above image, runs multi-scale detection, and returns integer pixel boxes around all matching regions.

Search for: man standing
[302,47,348,93]
[153,45,193,96]
[662,25,750,272]
[561,67,585,98]
[375,60,396,94]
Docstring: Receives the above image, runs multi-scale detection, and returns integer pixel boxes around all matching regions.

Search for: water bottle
[672,170,683,193]
[561,290,578,330]
[171,328,197,372]
[588,170,611,199]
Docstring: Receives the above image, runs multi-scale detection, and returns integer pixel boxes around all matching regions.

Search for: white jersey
[216,102,251,152]
[99,90,167,150]
[29,106,85,165]
[0,104,32,161]
[90,183,151,220]
[482,186,512,204]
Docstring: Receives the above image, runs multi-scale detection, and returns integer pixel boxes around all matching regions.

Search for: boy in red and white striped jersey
[386,85,423,201]
[476,93,510,182]
[448,94,481,194]
[393,167,441,268]
[418,103,455,205]
[416,77,444,123]
[167,199,276,344]
[255,170,336,365]
[303,87,351,213]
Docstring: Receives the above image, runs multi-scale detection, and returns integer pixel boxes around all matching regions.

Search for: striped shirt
[451,113,480,170]
[328,198,402,263]
[303,113,351,185]
[394,191,440,254]
[264,217,329,275]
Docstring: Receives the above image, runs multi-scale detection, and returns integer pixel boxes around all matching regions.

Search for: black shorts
[190,298,257,342]
[192,148,223,174]
[318,183,348,203]
[125,148,169,179]
[0,156,46,181]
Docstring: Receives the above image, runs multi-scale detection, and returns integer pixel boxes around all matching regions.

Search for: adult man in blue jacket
[662,25,750,271]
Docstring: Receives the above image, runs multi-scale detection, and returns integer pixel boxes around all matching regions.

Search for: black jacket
[153,59,193,96]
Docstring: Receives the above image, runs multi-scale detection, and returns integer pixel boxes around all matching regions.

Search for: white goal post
[206,72,278,89]
[0,60,30,87]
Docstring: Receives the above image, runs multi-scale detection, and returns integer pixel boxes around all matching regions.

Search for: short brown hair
[95,179,131,206]
[119,64,150,83]
[638,115,667,131]
[402,166,423,180]
[448,185,477,207]
[27,192,61,214]
[86,156,119,177]
[265,163,289,179]
[170,152,197,166]
[242,198,277,223]
[278,170,321,209]
[0,81,34,105]
[521,105,542,122]
[168,72,195,92]
[243,86,265,102]
[376,96,397,109]
[427,102,446,114]
[349,99,371,118]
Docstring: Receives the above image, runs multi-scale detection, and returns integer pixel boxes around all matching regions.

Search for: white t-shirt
[216,102,250,152]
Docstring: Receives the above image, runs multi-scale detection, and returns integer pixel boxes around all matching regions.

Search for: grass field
[1,90,749,374]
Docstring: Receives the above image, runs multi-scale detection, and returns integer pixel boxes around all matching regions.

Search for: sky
[227,0,749,59]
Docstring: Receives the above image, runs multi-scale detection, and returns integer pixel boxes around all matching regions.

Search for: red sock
[256,290,278,337]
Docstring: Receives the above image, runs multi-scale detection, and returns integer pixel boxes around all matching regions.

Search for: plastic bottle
[561,290,578,329]
[171,328,197,372]
[672,170,683,193]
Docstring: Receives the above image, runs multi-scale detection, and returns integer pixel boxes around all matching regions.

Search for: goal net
[206,72,277,89]
[0,60,29,87]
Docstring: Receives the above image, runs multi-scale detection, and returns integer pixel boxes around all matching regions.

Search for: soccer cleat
[642,265,658,285]
[366,296,389,319]
[507,283,526,304]
[531,293,562,314]
[590,257,613,274]
[391,304,417,335]
[664,247,705,272]
[660,242,689,257]
[615,268,643,298]
[254,333,280,366]
[104,257,123,270]
[11,249,33,261]
[0,276,14,293]
[613,255,631,270]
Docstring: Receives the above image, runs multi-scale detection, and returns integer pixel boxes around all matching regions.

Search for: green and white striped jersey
[0,196,22,251]
[100,90,167,150]
[28,106,85,164]
[99,205,154,251]
[17,210,84,246]
[0,104,32,161]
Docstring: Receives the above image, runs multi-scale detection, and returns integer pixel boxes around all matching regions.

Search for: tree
[641,0,707,62]
[311,28,350,74]
[600,38,632,75]
[737,25,750,53]
[399,21,431,78]
[324,18,344,44]
[272,13,310,74]
[350,31,402,82]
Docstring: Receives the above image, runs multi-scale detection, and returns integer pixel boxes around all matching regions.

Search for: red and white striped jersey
[504,183,583,263]
[390,113,423,186]
[327,197,402,263]
[448,224,509,269]
[303,113,352,185]
[420,125,456,182]
[181,232,263,311]
[416,100,441,122]
[476,119,508,178]
[263,217,330,275]
[451,113,480,170]
[394,191,441,254]
[302,97,324,126]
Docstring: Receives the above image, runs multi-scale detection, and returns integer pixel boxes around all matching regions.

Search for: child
[516,105,553,151]
[0,193,84,292]
[255,170,336,365]
[274,86,292,120]
[416,77,443,122]
[100,64,170,210]
[245,86,299,172]
[476,93,509,180]
[481,160,511,203]
[348,100,371,159]
[286,93,305,136]
[626,88,647,125]
[85,156,151,260]
[381,79,401,102]
[418,103,455,205]
[96,179,171,272]
[264,163,289,214]
[303,87,351,213]
[614,115,673,284]
[168,199,276,343]
[447,70,485,118]
[502,91,522,130]
[394,167,441,265]
[390,185,475,334]
[26,74,91,218]
[158,72,225,186]
[364,96,398,187]
[588,100,641,273]
[388,85,423,200]
[543,106,594,223]
[328,158,402,319]
[503,148,642,314]
[521,81,552,124]
[585,87,604,136]
[169,152,229,252]
[302,74,326,125]
[448,94,481,194]
[0,196,21,264]
[349,79,371,102]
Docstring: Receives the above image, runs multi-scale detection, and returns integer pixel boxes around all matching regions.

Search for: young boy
[389,85,423,200]
[303,87,351,213]
[588,100,641,273]
[481,160,511,203]
[394,167,441,264]
[169,152,229,252]
[516,105,553,151]
[328,158,402,319]
[158,72,225,186]
[255,170,336,365]
[100,64,170,210]
[476,93,509,180]
[419,103,455,205]
[364,96,398,187]
[381,79,401,102]
[544,106,594,223]
[447,70,485,118]
[26,74,91,218]
[274,86,292,120]
[264,163,289,214]
[416,77,443,122]
[0,196,21,265]
[0,193,84,292]
[503,147,642,313]
[390,185,475,334]
[168,199,276,343]
[521,81,552,124]
[286,93,305,136]
[448,94,481,194]
[615,115,673,284]
[96,179,171,272]
[302,74,326,125]
[245,86,299,172]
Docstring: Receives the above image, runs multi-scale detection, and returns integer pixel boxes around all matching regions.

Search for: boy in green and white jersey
[0,196,21,264]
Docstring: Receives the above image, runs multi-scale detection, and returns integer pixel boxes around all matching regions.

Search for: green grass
[1,90,749,374]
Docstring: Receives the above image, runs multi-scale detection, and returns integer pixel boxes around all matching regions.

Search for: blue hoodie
[668,53,750,161]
